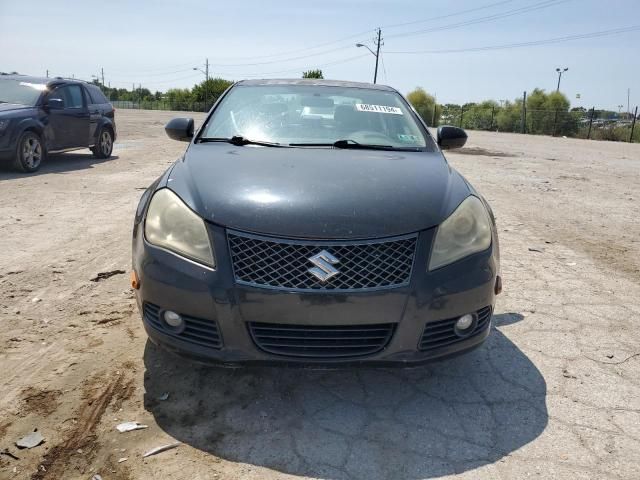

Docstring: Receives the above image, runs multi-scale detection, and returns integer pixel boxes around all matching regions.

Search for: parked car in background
[0,75,116,172]
[132,79,502,366]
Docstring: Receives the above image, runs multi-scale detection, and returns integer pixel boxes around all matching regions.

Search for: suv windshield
[201,84,429,149]
[0,78,47,106]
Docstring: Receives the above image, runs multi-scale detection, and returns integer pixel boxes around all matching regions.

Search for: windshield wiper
[198,135,285,147]
[333,139,393,150]
[290,139,419,151]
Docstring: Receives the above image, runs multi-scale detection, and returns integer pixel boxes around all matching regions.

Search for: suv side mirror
[46,98,65,110]
[165,117,194,142]
[437,125,467,150]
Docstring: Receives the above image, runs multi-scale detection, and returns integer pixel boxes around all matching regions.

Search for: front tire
[92,128,113,159]
[14,131,45,173]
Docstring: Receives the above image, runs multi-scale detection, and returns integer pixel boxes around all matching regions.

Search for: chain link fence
[432,104,638,142]
[110,100,209,112]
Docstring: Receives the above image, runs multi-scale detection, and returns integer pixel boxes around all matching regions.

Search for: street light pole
[556,67,568,92]
[356,28,383,84]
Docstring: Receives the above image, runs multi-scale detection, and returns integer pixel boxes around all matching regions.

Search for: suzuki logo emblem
[308,250,340,282]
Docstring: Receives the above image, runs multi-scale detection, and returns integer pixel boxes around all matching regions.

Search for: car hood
[0,103,33,114]
[165,143,471,239]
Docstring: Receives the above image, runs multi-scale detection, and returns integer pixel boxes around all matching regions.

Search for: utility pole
[101,67,105,87]
[374,28,381,84]
[556,67,568,91]
[587,106,594,139]
[194,58,210,110]
[355,28,382,84]
[521,91,527,134]
[46,69,49,78]
[628,88,631,114]
[205,58,210,109]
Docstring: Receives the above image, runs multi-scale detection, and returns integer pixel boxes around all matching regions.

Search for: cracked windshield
[202,85,427,147]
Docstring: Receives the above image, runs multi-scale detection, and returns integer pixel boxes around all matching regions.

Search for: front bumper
[132,223,499,366]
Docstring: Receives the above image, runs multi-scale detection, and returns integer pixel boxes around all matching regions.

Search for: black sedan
[132,79,501,366]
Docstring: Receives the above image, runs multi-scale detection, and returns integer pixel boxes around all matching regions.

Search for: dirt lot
[1,109,639,480]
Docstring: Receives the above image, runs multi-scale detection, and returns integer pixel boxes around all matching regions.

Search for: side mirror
[437,125,467,150]
[165,117,194,142]
[46,98,65,110]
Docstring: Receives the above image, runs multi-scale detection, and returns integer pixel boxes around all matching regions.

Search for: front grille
[228,230,417,291]
[419,306,492,351]
[248,322,395,358]
[143,303,222,349]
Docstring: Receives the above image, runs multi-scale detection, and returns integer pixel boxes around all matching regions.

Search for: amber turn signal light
[130,270,140,290]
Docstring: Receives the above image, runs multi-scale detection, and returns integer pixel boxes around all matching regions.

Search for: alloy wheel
[100,131,113,156]
[22,136,42,169]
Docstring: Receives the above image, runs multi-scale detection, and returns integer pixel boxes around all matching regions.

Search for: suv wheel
[92,129,113,159]
[14,131,45,173]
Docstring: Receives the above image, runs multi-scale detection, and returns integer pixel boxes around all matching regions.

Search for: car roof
[0,73,87,88]
[235,78,397,92]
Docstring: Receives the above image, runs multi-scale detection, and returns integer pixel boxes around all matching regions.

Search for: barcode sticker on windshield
[355,104,403,115]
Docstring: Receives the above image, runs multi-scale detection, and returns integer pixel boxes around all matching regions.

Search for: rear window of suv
[87,85,109,104]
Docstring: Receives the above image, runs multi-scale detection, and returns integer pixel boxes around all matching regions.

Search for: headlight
[144,188,215,268]
[429,196,491,270]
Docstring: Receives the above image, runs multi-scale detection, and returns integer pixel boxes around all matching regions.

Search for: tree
[192,77,234,107]
[165,88,194,110]
[302,69,324,79]
[496,100,522,132]
[462,100,499,130]
[439,103,461,126]
[406,87,441,126]
[525,88,575,135]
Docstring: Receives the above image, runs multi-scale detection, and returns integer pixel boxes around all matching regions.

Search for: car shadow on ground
[144,313,546,479]
[0,152,118,180]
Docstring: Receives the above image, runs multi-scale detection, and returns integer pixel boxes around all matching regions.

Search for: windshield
[201,84,429,149]
[0,78,47,106]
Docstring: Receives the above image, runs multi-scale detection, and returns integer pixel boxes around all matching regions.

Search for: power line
[105,54,371,89]
[203,1,519,64]
[133,73,203,86]
[382,0,517,29]
[207,29,377,62]
[385,25,640,54]
[99,1,568,77]
[385,0,572,40]
[220,54,371,78]
[107,68,195,79]
[107,60,202,74]
[207,45,357,67]
[192,2,557,68]
[379,52,388,83]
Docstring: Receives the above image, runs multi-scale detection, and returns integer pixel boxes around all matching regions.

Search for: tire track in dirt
[30,370,135,480]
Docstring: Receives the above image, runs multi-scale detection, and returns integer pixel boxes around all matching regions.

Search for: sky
[1,0,638,110]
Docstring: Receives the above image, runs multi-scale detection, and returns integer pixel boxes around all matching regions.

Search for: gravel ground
[1,109,639,480]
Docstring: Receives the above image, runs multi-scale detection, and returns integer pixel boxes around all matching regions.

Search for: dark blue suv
[0,75,116,172]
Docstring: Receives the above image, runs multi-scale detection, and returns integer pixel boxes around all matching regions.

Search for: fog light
[454,313,475,336]
[163,310,183,328]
